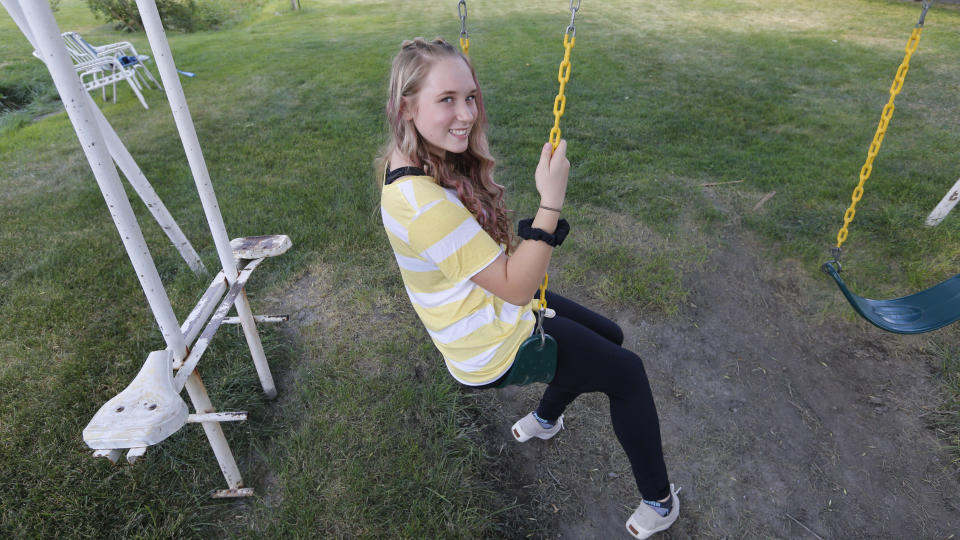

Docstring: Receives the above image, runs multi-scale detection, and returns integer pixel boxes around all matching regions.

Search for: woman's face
[406,56,478,157]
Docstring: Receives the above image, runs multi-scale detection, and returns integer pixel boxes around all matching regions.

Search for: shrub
[83,0,228,32]
[0,82,43,113]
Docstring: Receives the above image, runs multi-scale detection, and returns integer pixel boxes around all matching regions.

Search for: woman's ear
[400,97,415,122]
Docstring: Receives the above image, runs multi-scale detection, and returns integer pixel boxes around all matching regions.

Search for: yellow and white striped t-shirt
[380,174,537,385]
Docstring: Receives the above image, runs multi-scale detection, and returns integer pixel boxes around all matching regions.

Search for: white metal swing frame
[2,0,291,497]
[925,176,960,226]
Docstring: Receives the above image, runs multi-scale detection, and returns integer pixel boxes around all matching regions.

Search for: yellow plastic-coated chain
[835,26,922,248]
[548,33,576,151]
[538,273,549,311]
[542,34,577,313]
[457,0,469,55]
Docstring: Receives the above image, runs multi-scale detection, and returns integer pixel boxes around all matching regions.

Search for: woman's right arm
[471,140,570,305]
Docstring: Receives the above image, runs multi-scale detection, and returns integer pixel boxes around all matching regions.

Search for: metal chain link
[458,0,469,55]
[834,15,927,251]
[566,0,581,36]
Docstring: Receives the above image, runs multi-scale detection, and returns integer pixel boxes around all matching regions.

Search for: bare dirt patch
[267,215,959,538]
[474,217,960,538]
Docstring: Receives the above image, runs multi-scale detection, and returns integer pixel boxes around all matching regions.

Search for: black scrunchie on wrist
[517,218,570,247]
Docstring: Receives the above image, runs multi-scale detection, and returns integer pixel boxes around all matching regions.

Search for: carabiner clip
[566,0,581,37]
[823,246,843,275]
[536,308,547,348]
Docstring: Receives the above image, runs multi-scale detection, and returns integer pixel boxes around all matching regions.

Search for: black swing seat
[823,262,960,334]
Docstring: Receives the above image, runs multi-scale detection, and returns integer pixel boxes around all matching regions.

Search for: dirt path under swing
[473,218,960,538]
[272,202,959,538]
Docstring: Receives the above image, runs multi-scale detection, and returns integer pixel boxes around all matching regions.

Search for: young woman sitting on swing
[376,37,679,538]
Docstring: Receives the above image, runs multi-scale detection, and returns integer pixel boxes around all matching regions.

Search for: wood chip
[700,180,744,187]
[753,190,776,211]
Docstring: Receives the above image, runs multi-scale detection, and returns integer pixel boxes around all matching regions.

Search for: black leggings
[500,291,670,501]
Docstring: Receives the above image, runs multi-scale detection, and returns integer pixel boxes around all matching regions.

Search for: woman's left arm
[471,141,569,305]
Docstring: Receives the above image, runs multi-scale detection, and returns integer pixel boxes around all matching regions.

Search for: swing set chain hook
[917,0,932,28]
[457,0,469,54]
[458,0,468,39]
[536,275,549,348]
[566,0,581,36]
[536,308,547,348]
[823,247,843,275]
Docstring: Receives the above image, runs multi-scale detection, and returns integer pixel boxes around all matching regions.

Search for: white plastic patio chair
[71,54,150,108]
[63,31,163,92]
[49,31,151,108]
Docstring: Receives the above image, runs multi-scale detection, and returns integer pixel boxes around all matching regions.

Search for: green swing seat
[495,333,558,388]
[820,2,960,335]
[822,262,960,334]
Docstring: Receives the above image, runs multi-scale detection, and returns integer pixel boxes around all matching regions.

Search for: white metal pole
[133,0,277,398]
[183,371,245,492]
[234,288,277,398]
[925,177,960,227]
[0,0,37,51]
[18,0,187,360]
[89,98,207,275]
[132,0,237,277]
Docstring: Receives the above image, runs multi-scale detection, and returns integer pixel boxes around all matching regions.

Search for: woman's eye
[466,95,476,102]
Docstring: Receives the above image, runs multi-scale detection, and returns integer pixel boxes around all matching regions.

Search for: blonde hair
[376,37,512,250]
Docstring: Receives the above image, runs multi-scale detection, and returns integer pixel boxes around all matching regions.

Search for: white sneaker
[626,484,681,539]
[511,412,564,442]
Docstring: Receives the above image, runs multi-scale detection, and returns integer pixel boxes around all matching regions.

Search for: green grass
[0,1,99,133]
[930,343,960,470]
[2,0,960,537]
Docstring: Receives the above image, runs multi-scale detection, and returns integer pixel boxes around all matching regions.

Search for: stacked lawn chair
[65,31,163,90]
[58,30,162,108]
[2,0,289,497]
